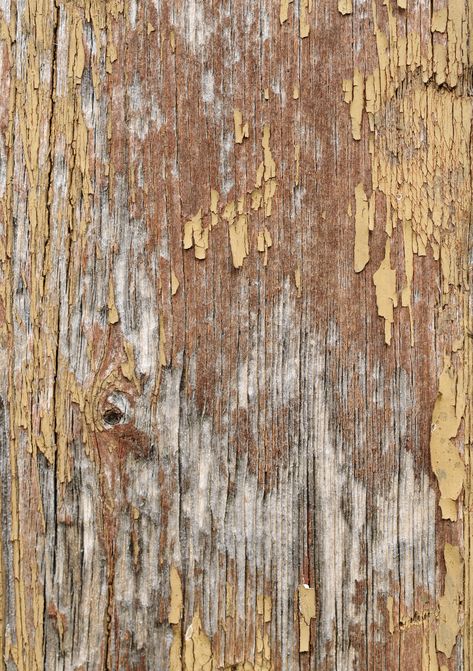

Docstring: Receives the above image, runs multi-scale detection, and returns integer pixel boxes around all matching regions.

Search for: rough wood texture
[0,0,471,669]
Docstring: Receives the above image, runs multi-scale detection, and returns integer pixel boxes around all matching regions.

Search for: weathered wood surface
[0,0,471,669]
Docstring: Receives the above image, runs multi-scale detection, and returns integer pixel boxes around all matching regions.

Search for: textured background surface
[0,0,471,668]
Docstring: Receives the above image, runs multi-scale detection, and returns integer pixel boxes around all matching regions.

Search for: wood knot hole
[102,391,132,428]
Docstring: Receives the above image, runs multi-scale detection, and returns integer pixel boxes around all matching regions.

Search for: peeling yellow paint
[353,183,371,273]
[431,8,448,33]
[182,126,276,268]
[171,271,180,296]
[107,277,119,324]
[342,78,353,104]
[234,109,249,144]
[257,227,272,266]
[300,0,311,37]
[280,0,293,24]
[169,567,183,670]
[350,69,364,140]
[437,544,463,657]
[422,621,439,671]
[298,585,316,652]
[430,357,464,521]
[169,566,183,625]
[373,240,397,345]
[183,210,209,260]
[184,612,214,671]
[338,0,353,15]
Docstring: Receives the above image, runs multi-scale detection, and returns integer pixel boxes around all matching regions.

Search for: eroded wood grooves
[0,0,471,668]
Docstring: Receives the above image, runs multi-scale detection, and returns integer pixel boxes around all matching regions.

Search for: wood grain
[0,0,471,668]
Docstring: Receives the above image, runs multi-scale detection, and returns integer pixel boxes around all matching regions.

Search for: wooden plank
[0,0,471,668]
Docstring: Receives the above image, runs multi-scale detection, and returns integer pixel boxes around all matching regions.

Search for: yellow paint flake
[184,612,214,671]
[170,29,176,52]
[183,210,209,260]
[350,69,364,140]
[169,566,183,625]
[373,240,397,345]
[171,271,180,296]
[255,595,272,668]
[121,340,141,392]
[342,78,353,104]
[229,214,249,269]
[437,544,463,657]
[431,7,447,32]
[422,622,439,671]
[182,125,277,269]
[105,42,117,74]
[338,0,352,15]
[147,22,155,34]
[300,0,311,37]
[430,357,464,521]
[107,276,119,324]
[354,183,371,272]
[257,227,272,266]
[280,0,293,24]
[298,585,316,652]
[169,567,183,670]
[262,125,276,181]
[234,109,249,144]
[67,14,85,84]
[433,43,447,85]
[293,85,300,99]
[261,125,277,216]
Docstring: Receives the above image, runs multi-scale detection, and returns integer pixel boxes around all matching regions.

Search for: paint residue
[430,357,464,521]
[298,585,316,652]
